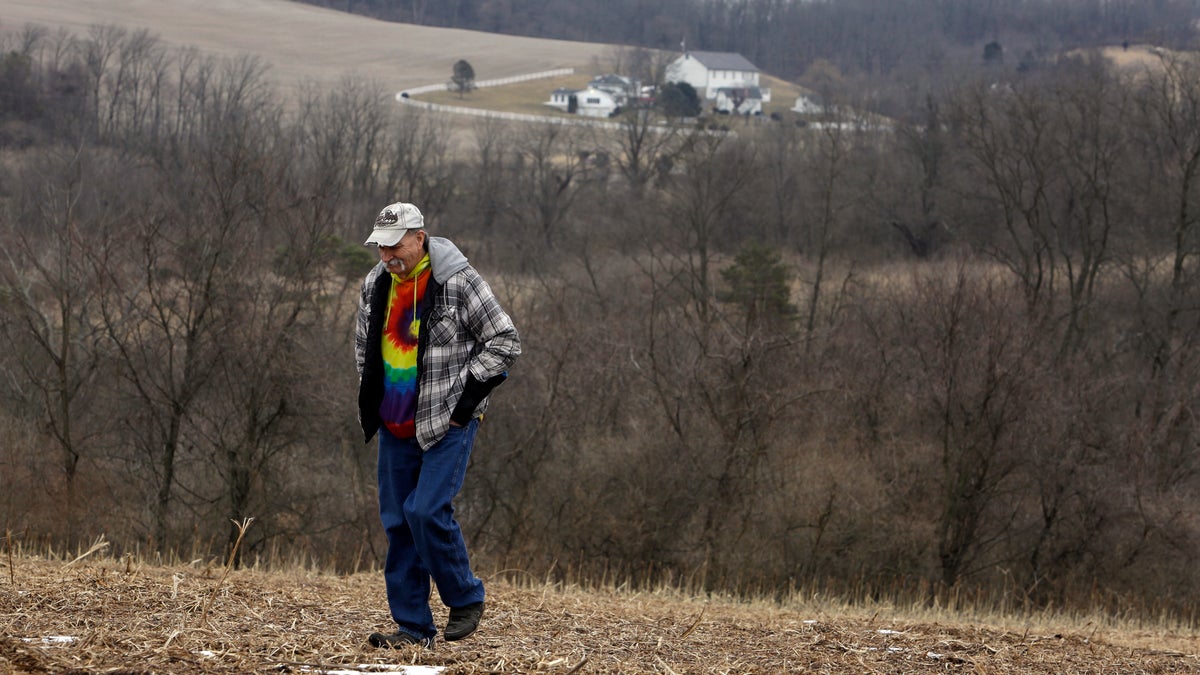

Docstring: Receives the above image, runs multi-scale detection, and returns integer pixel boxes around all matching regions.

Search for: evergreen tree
[450,59,475,98]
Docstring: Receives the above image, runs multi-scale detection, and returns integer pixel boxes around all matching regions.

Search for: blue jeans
[377,421,485,639]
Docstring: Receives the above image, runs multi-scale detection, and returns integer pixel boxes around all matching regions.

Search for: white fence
[394,68,726,135]
[395,68,641,130]
[397,98,635,130]
[397,68,575,97]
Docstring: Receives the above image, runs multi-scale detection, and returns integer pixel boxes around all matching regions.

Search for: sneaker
[444,601,485,641]
[368,630,435,649]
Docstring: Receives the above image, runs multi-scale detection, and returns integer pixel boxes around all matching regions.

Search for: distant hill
[0,0,615,94]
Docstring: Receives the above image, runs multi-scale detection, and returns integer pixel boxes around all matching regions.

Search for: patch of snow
[22,636,76,645]
[298,666,445,675]
[927,652,944,659]
[876,629,904,635]
[803,620,817,624]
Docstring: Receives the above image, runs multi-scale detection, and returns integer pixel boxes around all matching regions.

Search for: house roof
[683,51,759,72]
[571,86,616,101]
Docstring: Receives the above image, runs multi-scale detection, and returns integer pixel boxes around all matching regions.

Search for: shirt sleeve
[460,268,521,381]
[354,267,376,378]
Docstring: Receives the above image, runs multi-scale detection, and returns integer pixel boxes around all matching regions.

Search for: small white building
[547,87,576,111]
[544,86,620,118]
[665,51,771,108]
[792,93,826,115]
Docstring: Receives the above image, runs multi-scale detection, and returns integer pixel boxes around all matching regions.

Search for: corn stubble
[1,555,1197,674]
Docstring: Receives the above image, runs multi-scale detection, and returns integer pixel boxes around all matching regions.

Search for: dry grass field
[1099,44,1171,72]
[2,553,1198,674]
[1,0,806,120]
[0,0,613,95]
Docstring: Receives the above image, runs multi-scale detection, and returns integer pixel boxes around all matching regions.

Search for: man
[355,201,520,648]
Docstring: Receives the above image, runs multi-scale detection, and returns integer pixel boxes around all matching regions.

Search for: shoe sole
[369,632,433,648]
[443,625,478,641]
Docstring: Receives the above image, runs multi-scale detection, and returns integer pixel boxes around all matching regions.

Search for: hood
[428,236,469,284]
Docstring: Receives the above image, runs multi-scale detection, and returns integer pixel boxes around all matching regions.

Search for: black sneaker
[368,630,435,649]
[444,601,485,641]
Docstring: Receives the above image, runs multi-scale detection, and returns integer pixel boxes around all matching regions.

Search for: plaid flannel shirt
[356,238,520,449]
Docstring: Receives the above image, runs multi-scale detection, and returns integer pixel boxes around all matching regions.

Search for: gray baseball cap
[364,202,425,246]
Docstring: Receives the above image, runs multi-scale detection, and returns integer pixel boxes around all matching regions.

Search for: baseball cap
[364,202,425,246]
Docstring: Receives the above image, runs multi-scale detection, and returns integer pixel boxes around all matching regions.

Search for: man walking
[355,201,521,648]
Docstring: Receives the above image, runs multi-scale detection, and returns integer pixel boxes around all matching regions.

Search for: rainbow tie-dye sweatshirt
[379,255,431,438]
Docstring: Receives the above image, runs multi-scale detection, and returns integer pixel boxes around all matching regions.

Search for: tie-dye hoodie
[379,256,431,438]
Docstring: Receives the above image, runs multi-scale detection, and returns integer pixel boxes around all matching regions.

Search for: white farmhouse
[665,51,771,113]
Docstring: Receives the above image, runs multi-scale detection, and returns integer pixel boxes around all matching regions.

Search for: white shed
[544,86,620,117]
[792,93,826,115]
[574,86,620,117]
[546,87,575,111]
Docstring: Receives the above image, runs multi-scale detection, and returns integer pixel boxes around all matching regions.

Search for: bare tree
[945,59,1132,357]
[656,130,757,324]
[463,116,518,237]
[295,76,390,241]
[96,55,278,550]
[797,118,857,351]
[891,266,1043,587]
[510,122,586,252]
[0,144,123,544]
[609,106,681,197]
[379,107,455,223]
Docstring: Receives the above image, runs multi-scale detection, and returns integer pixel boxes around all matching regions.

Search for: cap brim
[364,229,404,247]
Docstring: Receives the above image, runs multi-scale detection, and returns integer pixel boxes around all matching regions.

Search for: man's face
[377,230,426,276]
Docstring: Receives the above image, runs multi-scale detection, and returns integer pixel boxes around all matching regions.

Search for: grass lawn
[414,72,806,120]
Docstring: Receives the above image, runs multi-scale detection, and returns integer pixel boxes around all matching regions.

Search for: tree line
[297,1,1199,79]
[2,22,1200,619]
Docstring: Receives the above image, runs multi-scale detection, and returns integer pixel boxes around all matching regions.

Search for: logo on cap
[376,209,399,228]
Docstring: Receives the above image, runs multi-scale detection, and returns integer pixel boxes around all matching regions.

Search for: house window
[587,97,601,104]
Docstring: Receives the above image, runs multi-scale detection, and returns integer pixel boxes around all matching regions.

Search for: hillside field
[0,0,614,96]
[2,0,811,120]
[2,555,1198,674]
